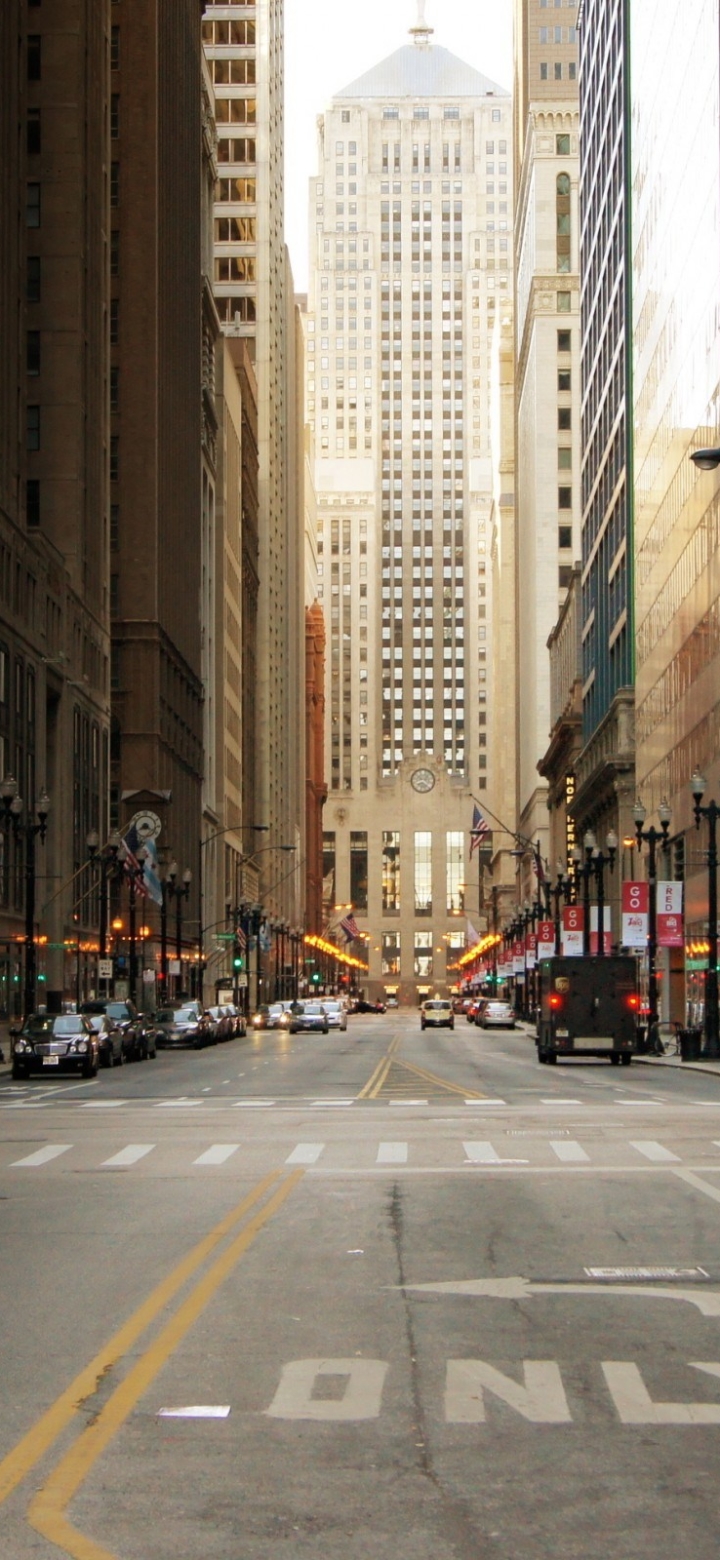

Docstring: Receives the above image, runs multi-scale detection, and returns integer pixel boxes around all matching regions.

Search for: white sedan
[322,1000,348,1031]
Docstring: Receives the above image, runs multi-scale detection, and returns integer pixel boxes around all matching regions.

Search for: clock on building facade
[411,768,436,794]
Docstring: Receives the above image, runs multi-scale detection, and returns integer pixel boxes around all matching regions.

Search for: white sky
[285,0,513,291]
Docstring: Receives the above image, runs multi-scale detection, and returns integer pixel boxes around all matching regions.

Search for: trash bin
[679,1027,702,1062]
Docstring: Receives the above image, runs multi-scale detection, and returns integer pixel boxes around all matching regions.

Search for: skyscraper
[308,9,511,1000]
[513,0,581,889]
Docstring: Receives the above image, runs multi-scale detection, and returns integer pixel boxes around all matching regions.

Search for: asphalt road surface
[3,1010,720,1559]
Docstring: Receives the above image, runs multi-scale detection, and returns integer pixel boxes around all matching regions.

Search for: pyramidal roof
[335,43,508,103]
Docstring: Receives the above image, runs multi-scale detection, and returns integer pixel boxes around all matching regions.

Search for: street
[3,1010,720,1558]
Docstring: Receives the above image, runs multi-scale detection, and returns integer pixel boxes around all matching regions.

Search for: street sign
[237,973,248,988]
[98,959,113,979]
[215,932,235,942]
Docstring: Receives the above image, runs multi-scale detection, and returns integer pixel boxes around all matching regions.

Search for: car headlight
[14,1039,30,1053]
[69,1039,89,1053]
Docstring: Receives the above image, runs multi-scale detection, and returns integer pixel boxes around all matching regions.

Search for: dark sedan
[122,1016,157,1061]
[11,1013,99,1079]
[86,1014,125,1068]
[289,1001,329,1034]
[152,1005,214,1049]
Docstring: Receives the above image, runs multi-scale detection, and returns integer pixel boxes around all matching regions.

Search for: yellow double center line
[0,1167,303,1559]
[356,1033,402,1098]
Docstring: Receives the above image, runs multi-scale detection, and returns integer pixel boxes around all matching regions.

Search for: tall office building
[203,1,305,932]
[513,0,581,889]
[571,0,634,869]
[631,3,720,980]
[308,10,511,1000]
[0,0,111,1010]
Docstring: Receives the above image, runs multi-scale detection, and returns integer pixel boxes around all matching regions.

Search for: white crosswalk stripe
[550,1140,590,1163]
[630,1140,681,1163]
[285,1143,325,1164]
[463,1141,501,1163]
[11,1144,72,1167]
[193,1144,241,1166]
[376,1142,408,1164]
[102,1144,155,1167]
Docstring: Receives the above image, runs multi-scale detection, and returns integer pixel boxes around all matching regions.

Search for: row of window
[540,61,577,81]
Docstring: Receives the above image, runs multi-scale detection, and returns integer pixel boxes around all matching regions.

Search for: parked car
[153,1005,214,1049]
[207,1005,237,1041]
[321,999,347,1031]
[80,999,156,1059]
[86,1013,125,1068]
[289,1001,330,1034]
[122,1016,157,1061]
[11,1012,99,1079]
[476,999,516,1030]
[385,996,399,1009]
[420,998,454,1030]
[466,1000,481,1023]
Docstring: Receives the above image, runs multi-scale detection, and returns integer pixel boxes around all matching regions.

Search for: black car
[152,1005,214,1049]
[122,1016,157,1061]
[80,999,156,1060]
[11,1013,99,1079]
[86,1013,125,1068]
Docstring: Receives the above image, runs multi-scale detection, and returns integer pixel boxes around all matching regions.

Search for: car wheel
[610,1053,620,1066]
[546,1052,557,1064]
[621,1053,632,1066]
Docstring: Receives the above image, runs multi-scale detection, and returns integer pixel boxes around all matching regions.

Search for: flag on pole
[469,803,490,856]
[340,913,360,943]
[121,825,149,897]
[466,919,480,947]
[235,924,247,951]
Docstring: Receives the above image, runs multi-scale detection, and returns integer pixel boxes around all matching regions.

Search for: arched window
[556,173,571,273]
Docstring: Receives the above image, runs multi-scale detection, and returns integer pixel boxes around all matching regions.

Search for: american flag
[121,828,148,896]
[340,913,360,944]
[235,924,247,951]
[469,803,490,856]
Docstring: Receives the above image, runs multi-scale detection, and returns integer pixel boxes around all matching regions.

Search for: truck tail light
[625,993,640,1011]
[549,993,563,1011]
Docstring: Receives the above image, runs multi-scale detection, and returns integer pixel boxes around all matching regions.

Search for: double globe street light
[633,797,671,1035]
[690,771,720,1060]
[0,774,51,1017]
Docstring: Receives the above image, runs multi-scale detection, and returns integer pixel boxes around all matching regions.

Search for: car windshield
[425,1002,449,1011]
[323,1002,340,1012]
[176,1008,197,1023]
[52,1016,85,1035]
[155,1009,176,1022]
[106,1003,131,1021]
[303,1004,323,1015]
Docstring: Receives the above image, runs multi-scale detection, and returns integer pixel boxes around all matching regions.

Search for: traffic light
[233,942,244,972]
[311,970,321,984]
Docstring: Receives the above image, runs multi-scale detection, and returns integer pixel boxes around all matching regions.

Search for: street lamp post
[165,865,192,1000]
[86,830,122,994]
[572,844,593,956]
[584,829,618,956]
[690,771,720,1059]
[1,774,50,1017]
[633,797,671,1033]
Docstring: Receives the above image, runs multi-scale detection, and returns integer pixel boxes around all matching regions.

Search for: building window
[446,831,464,913]
[382,931,400,976]
[558,406,571,429]
[414,831,432,914]
[558,487,572,509]
[558,367,571,391]
[26,480,40,528]
[350,831,368,911]
[27,35,41,80]
[554,62,562,80]
[557,291,571,312]
[558,525,572,549]
[26,183,41,228]
[558,447,572,470]
[26,330,40,375]
[110,162,119,206]
[556,173,571,272]
[111,94,119,139]
[26,406,40,451]
[27,109,41,155]
[323,831,336,906]
[540,62,548,80]
[382,831,400,911]
[414,930,433,979]
[559,565,573,588]
[556,133,570,155]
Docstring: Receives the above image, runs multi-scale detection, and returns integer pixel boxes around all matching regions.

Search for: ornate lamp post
[633,797,671,1031]
[584,829,618,956]
[86,832,122,993]
[164,864,192,1000]
[1,774,50,1016]
[571,843,593,956]
[690,771,720,1059]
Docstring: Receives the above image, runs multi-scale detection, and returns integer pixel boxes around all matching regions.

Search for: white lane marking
[376,1142,408,1164]
[157,1405,230,1420]
[446,1360,571,1424]
[630,1140,681,1163]
[389,1099,428,1106]
[81,1100,129,1108]
[233,1100,276,1108]
[673,1168,720,1205]
[463,1142,501,1163]
[102,1144,155,1168]
[311,1099,355,1107]
[550,1140,590,1163]
[540,1099,582,1106]
[193,1144,241,1166]
[154,1099,203,1108]
[465,1098,507,1105]
[286,1143,325,1164]
[11,1144,73,1167]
